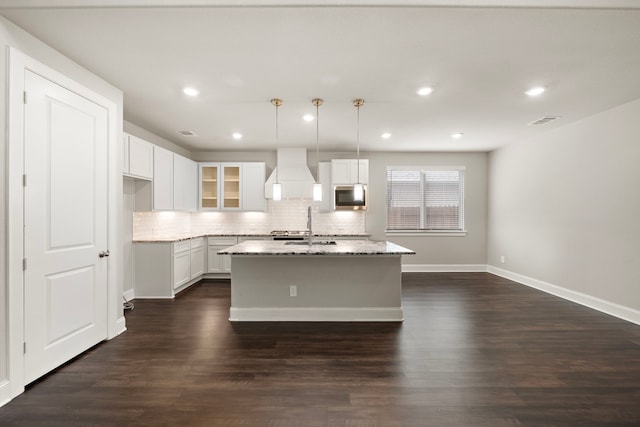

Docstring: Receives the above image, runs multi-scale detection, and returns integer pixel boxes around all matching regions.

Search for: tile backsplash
[133,200,365,240]
[132,211,192,240]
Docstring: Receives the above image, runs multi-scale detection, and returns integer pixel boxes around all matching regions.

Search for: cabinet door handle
[99,250,110,258]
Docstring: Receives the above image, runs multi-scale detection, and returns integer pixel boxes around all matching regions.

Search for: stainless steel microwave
[334,185,367,211]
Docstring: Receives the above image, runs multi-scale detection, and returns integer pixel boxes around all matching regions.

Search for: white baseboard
[202,273,231,280]
[115,316,127,336]
[123,288,135,302]
[229,307,404,322]
[402,264,488,272]
[0,380,10,408]
[487,265,640,326]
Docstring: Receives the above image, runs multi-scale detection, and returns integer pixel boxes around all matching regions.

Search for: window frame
[385,165,467,236]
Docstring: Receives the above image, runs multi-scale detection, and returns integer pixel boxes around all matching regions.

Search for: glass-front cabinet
[200,164,219,209]
[199,163,244,210]
[222,165,241,209]
[199,162,265,211]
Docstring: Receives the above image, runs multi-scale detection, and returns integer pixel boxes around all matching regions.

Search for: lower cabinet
[207,237,237,273]
[135,238,204,298]
[190,237,205,279]
[173,240,191,290]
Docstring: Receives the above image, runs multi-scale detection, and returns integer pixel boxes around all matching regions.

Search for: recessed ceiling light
[303,114,315,122]
[417,87,433,96]
[183,87,200,97]
[525,86,545,97]
[232,132,243,140]
[381,133,392,139]
[451,133,463,139]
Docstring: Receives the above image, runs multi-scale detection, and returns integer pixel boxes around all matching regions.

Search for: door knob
[99,250,110,258]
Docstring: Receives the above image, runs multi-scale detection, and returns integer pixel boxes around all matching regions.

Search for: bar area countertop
[218,239,415,256]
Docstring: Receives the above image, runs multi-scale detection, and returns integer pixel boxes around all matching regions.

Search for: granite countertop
[133,233,370,243]
[217,239,415,256]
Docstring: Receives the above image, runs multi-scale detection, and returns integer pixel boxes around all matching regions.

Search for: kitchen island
[218,240,415,322]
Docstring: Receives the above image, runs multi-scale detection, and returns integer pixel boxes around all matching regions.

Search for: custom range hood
[264,147,316,199]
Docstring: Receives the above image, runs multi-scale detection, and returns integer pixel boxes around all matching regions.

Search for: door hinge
[23,258,27,271]
[23,342,26,354]
[23,174,27,187]
[23,91,27,104]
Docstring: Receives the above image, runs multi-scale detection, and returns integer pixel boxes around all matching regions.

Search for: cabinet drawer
[190,237,205,249]
[208,237,237,246]
[173,240,191,254]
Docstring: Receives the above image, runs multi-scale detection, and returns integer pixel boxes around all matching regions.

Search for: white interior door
[23,70,109,384]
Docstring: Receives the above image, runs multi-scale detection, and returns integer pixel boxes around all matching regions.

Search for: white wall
[0,16,123,397]
[488,98,640,313]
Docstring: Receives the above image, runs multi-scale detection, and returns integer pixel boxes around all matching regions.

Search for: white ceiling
[2,1,640,153]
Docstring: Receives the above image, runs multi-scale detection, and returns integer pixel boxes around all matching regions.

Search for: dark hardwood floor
[1,273,640,426]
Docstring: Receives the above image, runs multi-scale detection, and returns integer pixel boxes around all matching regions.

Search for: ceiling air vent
[177,130,197,136]
[529,116,561,125]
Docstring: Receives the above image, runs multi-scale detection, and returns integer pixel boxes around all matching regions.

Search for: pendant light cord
[354,99,364,184]
[271,99,282,184]
[316,101,320,181]
[275,103,279,184]
[356,103,360,184]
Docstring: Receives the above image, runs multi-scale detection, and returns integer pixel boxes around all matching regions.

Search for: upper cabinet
[152,146,174,210]
[199,162,265,211]
[241,163,266,211]
[200,164,219,209]
[331,159,369,185]
[123,132,153,180]
[152,146,197,212]
[173,154,198,212]
[222,164,241,209]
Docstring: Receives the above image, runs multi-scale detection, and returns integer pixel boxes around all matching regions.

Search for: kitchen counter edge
[133,233,371,243]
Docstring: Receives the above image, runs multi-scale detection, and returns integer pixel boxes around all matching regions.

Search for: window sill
[385,230,467,237]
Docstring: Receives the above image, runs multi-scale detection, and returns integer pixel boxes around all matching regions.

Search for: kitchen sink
[284,240,337,246]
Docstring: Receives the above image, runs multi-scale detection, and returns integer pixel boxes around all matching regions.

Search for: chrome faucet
[307,206,313,246]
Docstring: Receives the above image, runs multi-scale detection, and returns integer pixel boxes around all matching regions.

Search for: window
[386,167,465,232]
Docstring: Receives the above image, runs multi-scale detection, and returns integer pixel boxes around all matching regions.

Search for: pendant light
[271,98,283,201]
[353,98,365,202]
[312,98,323,202]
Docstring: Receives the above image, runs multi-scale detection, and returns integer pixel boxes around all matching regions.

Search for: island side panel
[229,255,403,321]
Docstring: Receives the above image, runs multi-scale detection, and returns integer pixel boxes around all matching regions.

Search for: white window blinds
[387,168,465,231]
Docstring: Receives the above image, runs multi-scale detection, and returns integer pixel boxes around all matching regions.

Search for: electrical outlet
[289,285,297,297]
[500,255,505,264]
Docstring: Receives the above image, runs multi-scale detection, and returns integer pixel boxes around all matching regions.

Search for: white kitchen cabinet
[241,162,266,211]
[173,154,198,212]
[221,164,241,209]
[153,146,174,210]
[173,240,191,290]
[199,163,219,209]
[200,163,240,210]
[152,146,198,212]
[123,134,130,174]
[124,133,154,180]
[190,237,205,279]
[331,159,369,185]
[135,238,204,298]
[199,163,266,211]
[207,237,237,273]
